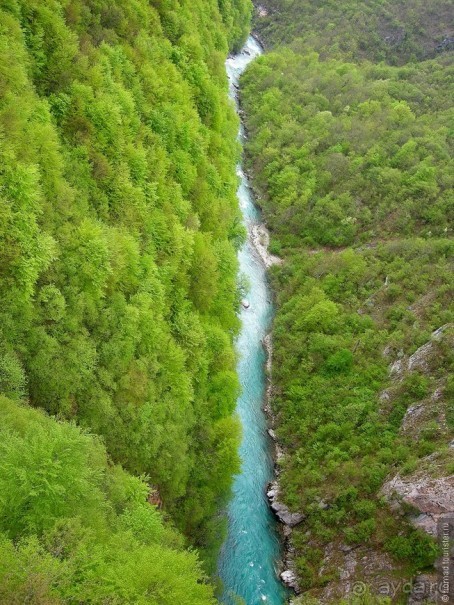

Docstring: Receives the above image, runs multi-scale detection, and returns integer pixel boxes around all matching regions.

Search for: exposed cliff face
[382,474,454,536]
[251,224,283,268]
[381,325,454,537]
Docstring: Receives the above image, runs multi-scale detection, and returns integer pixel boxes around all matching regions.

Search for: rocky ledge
[267,480,304,594]
[388,323,453,379]
[253,219,300,595]
[262,331,304,594]
[281,570,300,593]
[267,481,305,527]
[381,473,454,536]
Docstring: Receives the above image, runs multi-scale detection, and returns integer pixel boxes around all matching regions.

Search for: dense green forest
[242,0,453,600]
[254,0,454,64]
[0,0,251,600]
[0,397,217,604]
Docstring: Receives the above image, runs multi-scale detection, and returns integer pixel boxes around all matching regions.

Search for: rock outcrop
[318,543,396,602]
[280,569,300,593]
[251,223,282,268]
[267,481,305,527]
[266,476,304,593]
[389,324,453,379]
[381,473,454,536]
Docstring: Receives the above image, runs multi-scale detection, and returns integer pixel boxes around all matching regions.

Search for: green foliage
[324,349,354,375]
[385,528,440,570]
[241,0,453,593]
[0,397,106,538]
[0,397,216,604]
[242,51,453,248]
[0,0,251,591]
[254,0,454,65]
[340,591,392,605]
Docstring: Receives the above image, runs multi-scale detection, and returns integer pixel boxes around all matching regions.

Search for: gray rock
[436,37,454,52]
[408,574,438,604]
[432,323,452,341]
[379,389,391,402]
[280,570,300,593]
[271,501,305,526]
[339,544,355,553]
[381,474,454,536]
[408,341,433,372]
[250,223,282,268]
[389,358,405,377]
[267,481,305,527]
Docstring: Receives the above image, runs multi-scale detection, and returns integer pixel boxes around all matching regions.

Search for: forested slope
[0,398,217,604]
[241,1,453,600]
[254,0,453,64]
[0,0,251,599]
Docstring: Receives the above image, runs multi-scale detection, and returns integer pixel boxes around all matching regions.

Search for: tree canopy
[0,0,251,599]
[242,1,453,597]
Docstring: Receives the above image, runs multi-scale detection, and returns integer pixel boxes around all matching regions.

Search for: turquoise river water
[217,37,288,605]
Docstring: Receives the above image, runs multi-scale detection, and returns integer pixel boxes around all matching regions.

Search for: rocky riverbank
[221,35,290,604]
[262,325,304,596]
[250,223,283,269]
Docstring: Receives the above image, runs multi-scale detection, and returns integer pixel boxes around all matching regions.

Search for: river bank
[262,332,304,598]
[236,36,304,600]
[217,36,289,605]
[234,35,304,600]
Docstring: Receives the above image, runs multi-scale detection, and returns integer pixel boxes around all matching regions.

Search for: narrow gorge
[218,37,288,605]
[0,1,451,603]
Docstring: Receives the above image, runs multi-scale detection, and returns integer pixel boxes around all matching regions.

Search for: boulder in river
[241,298,250,309]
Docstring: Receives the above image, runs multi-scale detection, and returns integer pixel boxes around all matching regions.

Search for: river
[217,36,288,605]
